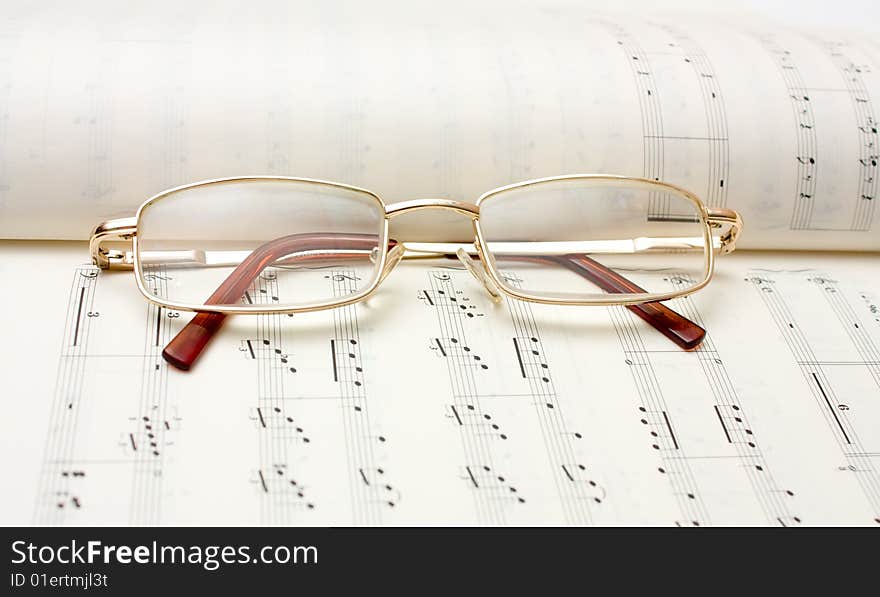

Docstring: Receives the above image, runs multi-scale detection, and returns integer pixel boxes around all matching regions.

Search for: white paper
[2,241,878,525]
[0,2,877,249]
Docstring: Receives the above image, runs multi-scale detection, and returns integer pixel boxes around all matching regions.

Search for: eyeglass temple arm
[474,252,705,350]
[554,254,706,350]
[165,239,705,370]
[162,233,397,371]
[92,219,711,369]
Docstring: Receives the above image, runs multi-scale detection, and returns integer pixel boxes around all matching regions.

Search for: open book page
[2,241,878,525]
[0,1,877,249]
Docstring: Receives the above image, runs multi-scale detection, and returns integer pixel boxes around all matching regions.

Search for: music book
[1,1,878,525]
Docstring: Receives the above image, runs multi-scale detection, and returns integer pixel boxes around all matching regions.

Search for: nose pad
[378,243,406,283]
[455,248,503,304]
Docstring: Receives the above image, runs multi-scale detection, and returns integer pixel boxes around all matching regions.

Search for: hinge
[706,208,743,255]
[89,217,137,269]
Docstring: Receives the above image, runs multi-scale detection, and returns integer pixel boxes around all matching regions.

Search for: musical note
[252,466,315,510]
[55,492,82,510]
[420,286,485,318]
[447,404,508,440]
[714,405,756,448]
[560,464,605,504]
[331,338,366,385]
[638,406,680,451]
[512,336,550,382]
[240,338,297,373]
[250,406,311,443]
[358,467,400,508]
[462,465,526,504]
[431,337,488,370]
[123,415,165,457]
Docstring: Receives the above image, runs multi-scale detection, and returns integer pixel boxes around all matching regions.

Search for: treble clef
[812,276,838,287]
[746,276,774,286]
[143,273,171,281]
[502,274,523,285]
[328,273,361,282]
[665,275,690,286]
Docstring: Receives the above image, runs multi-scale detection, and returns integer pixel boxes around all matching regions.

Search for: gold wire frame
[89,174,743,314]
[132,176,390,315]
[474,174,717,306]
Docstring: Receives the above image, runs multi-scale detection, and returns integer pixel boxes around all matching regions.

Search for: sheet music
[0,1,878,249]
[2,241,878,525]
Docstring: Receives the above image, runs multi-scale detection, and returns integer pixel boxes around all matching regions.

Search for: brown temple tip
[628,301,706,350]
[557,254,707,351]
[162,234,397,371]
[162,312,227,371]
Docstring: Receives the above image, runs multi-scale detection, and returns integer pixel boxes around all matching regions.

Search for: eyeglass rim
[473,174,715,306]
[130,174,716,314]
[133,176,391,315]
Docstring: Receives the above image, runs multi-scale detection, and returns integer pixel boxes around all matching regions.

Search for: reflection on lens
[136,178,387,310]
[478,177,710,302]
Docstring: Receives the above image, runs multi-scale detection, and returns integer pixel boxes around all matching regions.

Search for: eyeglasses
[90,174,742,370]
